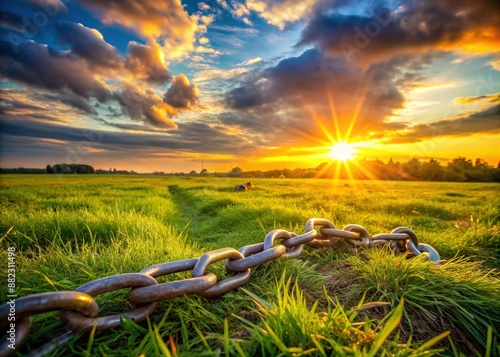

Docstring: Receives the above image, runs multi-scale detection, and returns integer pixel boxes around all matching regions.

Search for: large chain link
[0,218,441,357]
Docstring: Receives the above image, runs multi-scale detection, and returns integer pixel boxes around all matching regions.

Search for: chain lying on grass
[0,218,441,357]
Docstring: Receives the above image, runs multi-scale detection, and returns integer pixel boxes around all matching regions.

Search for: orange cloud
[116,85,179,129]
[125,40,171,84]
[199,37,210,45]
[76,0,200,60]
[164,74,199,109]
[246,0,317,29]
[454,94,500,105]
[237,57,263,66]
[218,0,316,29]
[299,0,500,66]
[195,46,223,56]
[489,59,500,71]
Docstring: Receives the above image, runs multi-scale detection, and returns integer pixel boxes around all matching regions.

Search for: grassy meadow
[1,174,499,356]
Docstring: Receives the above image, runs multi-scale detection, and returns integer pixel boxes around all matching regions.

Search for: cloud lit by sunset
[1,0,499,173]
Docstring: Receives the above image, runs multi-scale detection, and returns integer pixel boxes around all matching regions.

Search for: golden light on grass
[328,141,358,162]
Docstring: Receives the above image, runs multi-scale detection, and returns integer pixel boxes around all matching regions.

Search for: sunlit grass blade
[367,298,404,357]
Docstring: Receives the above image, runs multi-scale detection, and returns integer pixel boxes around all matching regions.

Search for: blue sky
[1,0,499,172]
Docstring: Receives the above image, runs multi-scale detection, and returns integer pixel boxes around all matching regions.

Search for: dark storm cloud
[225,49,325,109]
[124,41,171,84]
[1,87,98,123]
[0,0,201,129]
[91,118,150,132]
[0,30,197,128]
[163,74,199,108]
[224,84,267,109]
[0,40,112,102]
[0,11,25,31]
[219,110,278,132]
[388,104,500,143]
[114,85,178,129]
[298,0,500,65]
[0,117,254,155]
[16,0,68,13]
[224,49,413,140]
[0,89,44,113]
[55,22,122,69]
[226,49,393,108]
[39,92,97,114]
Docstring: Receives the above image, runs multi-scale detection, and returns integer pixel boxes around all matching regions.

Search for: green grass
[0,175,499,356]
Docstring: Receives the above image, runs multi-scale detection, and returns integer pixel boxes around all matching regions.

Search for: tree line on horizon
[224,157,500,182]
[0,164,94,174]
[0,157,499,182]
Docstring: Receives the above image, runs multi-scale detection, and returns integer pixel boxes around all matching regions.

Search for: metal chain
[0,218,441,357]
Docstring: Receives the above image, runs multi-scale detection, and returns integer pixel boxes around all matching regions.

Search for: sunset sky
[1,0,499,173]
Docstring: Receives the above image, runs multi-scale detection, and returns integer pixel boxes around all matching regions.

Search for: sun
[329,141,358,162]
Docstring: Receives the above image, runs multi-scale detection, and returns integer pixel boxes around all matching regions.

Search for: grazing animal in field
[235,182,253,192]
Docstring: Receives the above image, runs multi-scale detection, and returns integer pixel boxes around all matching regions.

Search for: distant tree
[443,168,466,182]
[402,158,421,179]
[385,158,403,180]
[266,169,282,178]
[315,162,332,178]
[48,164,94,174]
[448,157,473,173]
[303,170,317,178]
[75,164,94,174]
[282,168,292,178]
[315,162,328,172]
[0,167,45,174]
[292,168,305,178]
[189,170,197,176]
[492,167,500,182]
[420,159,444,181]
[467,159,492,182]
[200,168,208,176]
[229,167,243,177]
[368,159,388,180]
[445,157,472,181]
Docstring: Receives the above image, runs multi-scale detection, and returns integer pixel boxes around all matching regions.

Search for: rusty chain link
[0,218,441,357]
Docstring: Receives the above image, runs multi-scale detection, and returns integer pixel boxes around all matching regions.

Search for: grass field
[1,175,499,356]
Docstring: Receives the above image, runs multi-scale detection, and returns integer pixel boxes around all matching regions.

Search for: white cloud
[208,24,258,35]
[191,55,205,62]
[236,57,263,66]
[198,2,211,11]
[78,0,200,61]
[488,59,500,71]
[246,0,318,29]
[217,0,230,10]
[194,68,248,83]
[195,46,223,56]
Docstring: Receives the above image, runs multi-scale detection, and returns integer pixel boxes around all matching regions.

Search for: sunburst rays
[306,73,383,183]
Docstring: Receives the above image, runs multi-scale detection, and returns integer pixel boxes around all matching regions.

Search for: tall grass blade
[367,298,405,357]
